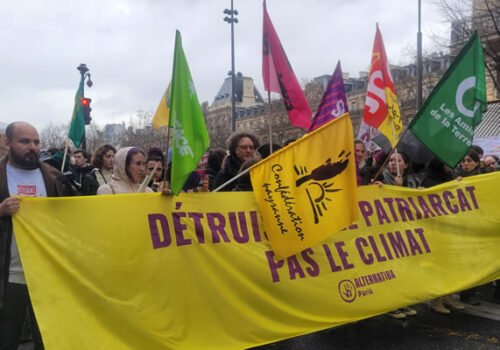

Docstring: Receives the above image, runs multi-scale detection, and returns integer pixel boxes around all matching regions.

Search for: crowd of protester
[0,121,499,348]
[355,139,499,318]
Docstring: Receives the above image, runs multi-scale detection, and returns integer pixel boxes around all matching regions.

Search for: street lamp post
[416,0,423,109]
[224,1,238,132]
[76,64,93,152]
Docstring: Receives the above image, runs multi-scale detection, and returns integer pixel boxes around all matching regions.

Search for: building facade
[204,74,313,148]
[204,54,455,149]
[450,0,500,100]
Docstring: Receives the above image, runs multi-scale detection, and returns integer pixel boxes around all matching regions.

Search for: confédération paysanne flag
[68,76,85,148]
[152,82,171,129]
[169,30,210,195]
[362,25,402,148]
[250,113,358,259]
[308,61,349,131]
[409,31,487,168]
[262,0,312,129]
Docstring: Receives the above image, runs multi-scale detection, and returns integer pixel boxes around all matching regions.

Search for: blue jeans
[0,283,44,350]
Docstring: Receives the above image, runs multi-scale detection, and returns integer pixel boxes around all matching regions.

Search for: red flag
[362,24,402,147]
[262,0,312,129]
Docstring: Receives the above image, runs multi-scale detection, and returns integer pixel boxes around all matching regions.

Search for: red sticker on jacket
[17,185,37,196]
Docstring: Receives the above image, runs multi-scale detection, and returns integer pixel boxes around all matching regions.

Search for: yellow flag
[250,113,358,259]
[152,82,171,128]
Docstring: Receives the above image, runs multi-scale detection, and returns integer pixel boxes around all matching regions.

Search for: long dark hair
[91,144,116,169]
[207,148,227,173]
[393,150,413,175]
[464,149,480,163]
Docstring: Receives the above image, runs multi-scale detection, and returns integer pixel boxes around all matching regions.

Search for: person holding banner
[454,149,482,305]
[453,149,481,179]
[97,147,152,195]
[421,157,465,314]
[0,122,75,349]
[376,151,418,188]
[375,150,418,319]
[146,156,164,192]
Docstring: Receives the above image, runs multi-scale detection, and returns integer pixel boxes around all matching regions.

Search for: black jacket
[421,169,453,188]
[0,156,75,308]
[452,166,482,179]
[213,155,243,192]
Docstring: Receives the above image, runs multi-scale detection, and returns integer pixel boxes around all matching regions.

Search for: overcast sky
[0,0,450,132]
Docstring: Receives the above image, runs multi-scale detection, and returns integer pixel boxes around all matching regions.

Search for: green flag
[409,31,487,168]
[169,30,210,195]
[68,77,85,148]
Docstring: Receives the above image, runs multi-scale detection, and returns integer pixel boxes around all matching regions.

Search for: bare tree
[117,110,169,153]
[438,0,500,95]
[86,122,104,154]
[40,122,68,150]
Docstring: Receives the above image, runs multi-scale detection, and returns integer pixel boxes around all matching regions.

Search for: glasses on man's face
[485,162,497,167]
[238,145,254,151]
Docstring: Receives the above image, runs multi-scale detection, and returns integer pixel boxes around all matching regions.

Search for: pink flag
[262,0,312,129]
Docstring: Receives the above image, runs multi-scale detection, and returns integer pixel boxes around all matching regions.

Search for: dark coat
[359,157,374,185]
[206,167,218,191]
[213,155,243,192]
[452,166,482,179]
[0,156,75,308]
[80,169,100,196]
[420,169,453,188]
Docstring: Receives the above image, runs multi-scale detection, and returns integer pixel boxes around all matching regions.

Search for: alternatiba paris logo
[338,270,397,303]
[338,279,357,303]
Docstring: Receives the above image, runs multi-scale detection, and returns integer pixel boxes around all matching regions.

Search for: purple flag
[308,61,348,131]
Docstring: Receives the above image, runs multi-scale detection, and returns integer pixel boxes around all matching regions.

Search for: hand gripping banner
[13,173,500,349]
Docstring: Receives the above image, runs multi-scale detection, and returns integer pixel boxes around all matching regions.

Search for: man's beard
[10,148,39,169]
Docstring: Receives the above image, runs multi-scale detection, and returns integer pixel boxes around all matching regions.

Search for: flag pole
[162,31,178,186]
[416,0,423,109]
[267,91,273,153]
[61,139,70,172]
[371,127,410,183]
[212,167,251,192]
[163,125,171,184]
[138,162,159,193]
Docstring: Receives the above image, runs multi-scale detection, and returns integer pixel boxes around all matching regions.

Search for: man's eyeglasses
[237,145,255,151]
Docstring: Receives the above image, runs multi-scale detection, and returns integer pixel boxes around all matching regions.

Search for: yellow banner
[250,113,358,259]
[14,173,500,350]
